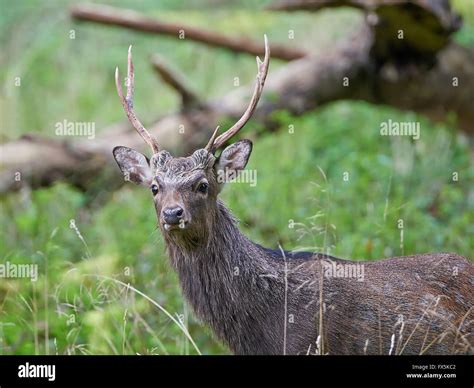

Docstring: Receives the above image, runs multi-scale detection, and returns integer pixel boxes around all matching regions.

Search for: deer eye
[151,184,159,196]
[197,182,208,194]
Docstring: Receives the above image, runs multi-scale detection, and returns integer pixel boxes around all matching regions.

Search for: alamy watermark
[18,362,55,382]
[0,261,38,282]
[55,119,95,139]
[217,169,257,187]
[380,119,420,140]
[322,259,365,282]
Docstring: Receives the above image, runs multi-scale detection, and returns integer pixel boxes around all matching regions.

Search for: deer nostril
[175,208,183,217]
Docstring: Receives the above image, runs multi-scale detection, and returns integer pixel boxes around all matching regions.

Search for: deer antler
[115,46,160,154]
[205,35,270,153]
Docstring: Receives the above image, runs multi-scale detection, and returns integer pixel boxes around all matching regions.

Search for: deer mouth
[163,221,188,232]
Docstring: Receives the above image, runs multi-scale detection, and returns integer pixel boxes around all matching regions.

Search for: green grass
[1,1,473,355]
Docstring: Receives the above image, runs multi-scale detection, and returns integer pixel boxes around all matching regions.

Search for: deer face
[113,140,252,235]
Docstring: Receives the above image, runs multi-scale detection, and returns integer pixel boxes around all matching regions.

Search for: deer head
[113,37,270,245]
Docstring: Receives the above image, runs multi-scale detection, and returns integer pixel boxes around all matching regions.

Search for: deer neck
[163,200,283,353]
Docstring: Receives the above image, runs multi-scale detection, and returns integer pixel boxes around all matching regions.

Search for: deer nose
[162,206,184,225]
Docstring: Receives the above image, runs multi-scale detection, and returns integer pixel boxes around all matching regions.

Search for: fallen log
[1,1,472,194]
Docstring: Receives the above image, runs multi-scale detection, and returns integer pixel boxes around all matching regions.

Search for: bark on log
[268,0,462,60]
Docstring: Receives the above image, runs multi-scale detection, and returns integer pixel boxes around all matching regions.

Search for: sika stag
[112,38,473,355]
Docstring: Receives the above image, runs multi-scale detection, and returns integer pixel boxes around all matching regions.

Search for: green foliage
[223,103,473,260]
[1,0,473,355]
[452,0,474,45]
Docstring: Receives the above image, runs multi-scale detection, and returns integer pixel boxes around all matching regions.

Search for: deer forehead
[151,149,216,184]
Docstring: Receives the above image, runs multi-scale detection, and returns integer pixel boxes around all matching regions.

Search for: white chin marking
[164,223,171,231]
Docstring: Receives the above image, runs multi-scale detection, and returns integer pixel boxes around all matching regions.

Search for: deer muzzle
[162,206,188,231]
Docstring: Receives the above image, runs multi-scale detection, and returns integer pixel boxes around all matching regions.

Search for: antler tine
[204,125,221,152]
[207,35,270,153]
[115,45,160,154]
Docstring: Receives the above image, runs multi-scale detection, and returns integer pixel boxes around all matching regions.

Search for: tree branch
[267,0,372,12]
[70,3,307,61]
[150,54,200,108]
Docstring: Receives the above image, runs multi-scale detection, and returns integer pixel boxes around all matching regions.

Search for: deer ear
[113,146,153,186]
[214,139,252,190]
